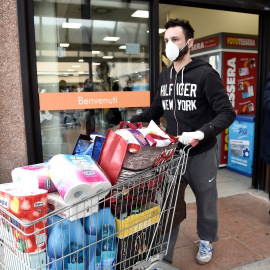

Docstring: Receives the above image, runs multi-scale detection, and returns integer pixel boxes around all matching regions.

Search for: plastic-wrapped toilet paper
[11,163,57,193]
[48,192,99,221]
[0,183,48,254]
[47,154,111,205]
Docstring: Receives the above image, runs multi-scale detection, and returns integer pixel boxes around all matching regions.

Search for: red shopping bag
[98,128,128,185]
[98,122,178,186]
[98,121,144,185]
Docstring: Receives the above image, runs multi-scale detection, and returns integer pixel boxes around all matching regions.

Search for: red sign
[220,51,257,165]
[191,36,219,53]
[226,36,257,48]
[223,51,257,115]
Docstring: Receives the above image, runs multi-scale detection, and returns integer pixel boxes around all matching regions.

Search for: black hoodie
[130,58,236,155]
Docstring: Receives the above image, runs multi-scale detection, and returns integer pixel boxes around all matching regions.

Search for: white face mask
[165,39,190,61]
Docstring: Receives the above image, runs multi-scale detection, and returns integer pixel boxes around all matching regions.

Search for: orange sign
[39,91,150,111]
[225,36,257,48]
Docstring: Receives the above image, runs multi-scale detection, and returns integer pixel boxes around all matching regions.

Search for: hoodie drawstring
[181,67,185,84]
[170,66,173,83]
[173,66,185,137]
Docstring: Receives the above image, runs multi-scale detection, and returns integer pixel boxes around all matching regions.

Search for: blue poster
[227,115,255,177]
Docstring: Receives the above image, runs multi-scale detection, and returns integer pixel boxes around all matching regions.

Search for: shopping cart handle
[189,139,199,147]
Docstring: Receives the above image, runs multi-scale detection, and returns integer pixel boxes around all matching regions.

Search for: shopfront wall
[1,0,270,191]
[0,0,28,184]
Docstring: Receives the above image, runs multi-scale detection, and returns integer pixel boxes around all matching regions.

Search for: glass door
[33,0,150,161]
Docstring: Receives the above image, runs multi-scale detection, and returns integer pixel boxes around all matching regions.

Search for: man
[130,19,236,265]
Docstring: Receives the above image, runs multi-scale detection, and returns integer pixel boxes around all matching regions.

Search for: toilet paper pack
[12,163,57,193]
[48,192,99,221]
[0,183,48,254]
[3,246,47,270]
[47,154,111,205]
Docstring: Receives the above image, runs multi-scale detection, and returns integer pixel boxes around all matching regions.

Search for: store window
[33,0,150,161]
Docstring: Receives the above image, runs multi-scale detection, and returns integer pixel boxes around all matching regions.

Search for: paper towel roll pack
[0,183,48,254]
[47,154,111,204]
[48,192,99,221]
[11,163,57,193]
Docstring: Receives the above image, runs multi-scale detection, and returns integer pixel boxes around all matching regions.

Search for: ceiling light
[62,22,82,29]
[93,63,100,65]
[119,45,126,49]
[92,51,100,54]
[131,10,149,18]
[67,69,74,72]
[72,65,80,67]
[60,43,69,47]
[103,56,113,59]
[79,59,84,62]
[146,28,166,34]
[103,37,120,41]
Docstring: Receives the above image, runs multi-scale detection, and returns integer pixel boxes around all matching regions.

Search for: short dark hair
[164,19,194,40]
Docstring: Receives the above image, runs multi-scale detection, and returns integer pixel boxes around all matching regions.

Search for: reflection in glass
[34,0,150,161]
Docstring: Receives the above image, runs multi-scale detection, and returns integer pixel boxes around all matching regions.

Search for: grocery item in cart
[83,207,115,236]
[98,122,178,186]
[0,183,48,254]
[115,120,174,147]
[84,208,116,270]
[47,214,62,236]
[47,218,86,270]
[11,163,57,192]
[96,224,117,270]
[104,144,175,215]
[47,154,111,204]
[48,191,99,221]
[116,202,160,270]
[72,132,105,162]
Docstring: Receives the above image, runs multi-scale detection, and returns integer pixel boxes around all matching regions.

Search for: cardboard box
[115,203,160,270]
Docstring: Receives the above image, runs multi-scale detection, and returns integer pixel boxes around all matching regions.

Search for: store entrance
[158,4,259,185]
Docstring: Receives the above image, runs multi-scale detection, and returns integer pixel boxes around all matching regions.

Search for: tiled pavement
[172,168,270,270]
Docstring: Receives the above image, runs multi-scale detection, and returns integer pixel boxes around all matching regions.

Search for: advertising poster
[227,115,255,177]
[223,52,257,115]
[221,51,257,166]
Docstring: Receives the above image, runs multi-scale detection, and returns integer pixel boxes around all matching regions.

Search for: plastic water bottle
[84,232,98,269]
[47,219,86,270]
[47,219,68,270]
[84,210,101,235]
[97,224,116,270]
[98,208,116,229]
[47,215,61,236]
[83,208,116,269]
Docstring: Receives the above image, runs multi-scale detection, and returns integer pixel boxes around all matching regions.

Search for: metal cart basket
[0,144,193,270]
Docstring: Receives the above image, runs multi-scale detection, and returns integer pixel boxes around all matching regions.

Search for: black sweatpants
[183,143,219,242]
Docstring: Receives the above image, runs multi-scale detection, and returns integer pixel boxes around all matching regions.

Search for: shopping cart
[0,143,195,270]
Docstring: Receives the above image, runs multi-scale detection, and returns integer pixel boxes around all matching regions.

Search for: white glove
[178,131,204,145]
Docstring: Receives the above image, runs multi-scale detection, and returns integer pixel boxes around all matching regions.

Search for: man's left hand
[178,131,204,145]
